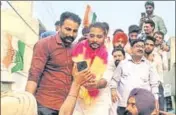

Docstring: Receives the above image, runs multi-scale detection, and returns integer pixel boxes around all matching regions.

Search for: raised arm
[59,64,93,115]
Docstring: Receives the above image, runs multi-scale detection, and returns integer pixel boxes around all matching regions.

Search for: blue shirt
[40,31,56,39]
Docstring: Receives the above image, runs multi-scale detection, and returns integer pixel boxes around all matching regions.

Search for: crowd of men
[24,1,172,115]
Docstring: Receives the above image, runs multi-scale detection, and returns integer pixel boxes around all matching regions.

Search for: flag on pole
[83,4,97,27]
[11,40,25,73]
[91,12,97,24]
[2,33,26,73]
[2,34,15,68]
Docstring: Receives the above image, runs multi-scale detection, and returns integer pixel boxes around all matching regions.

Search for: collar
[55,32,62,44]
[128,55,146,63]
[147,14,155,18]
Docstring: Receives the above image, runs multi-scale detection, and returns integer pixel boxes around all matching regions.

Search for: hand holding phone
[140,12,146,26]
[72,62,92,86]
[77,61,88,72]
[141,12,146,18]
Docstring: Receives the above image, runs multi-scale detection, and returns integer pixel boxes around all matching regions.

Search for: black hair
[82,27,90,36]
[55,20,60,26]
[60,11,81,26]
[154,31,164,39]
[131,39,144,47]
[145,1,155,8]
[113,29,124,36]
[112,46,125,57]
[102,22,109,34]
[145,36,156,44]
[128,25,141,34]
[89,22,106,35]
[144,20,155,29]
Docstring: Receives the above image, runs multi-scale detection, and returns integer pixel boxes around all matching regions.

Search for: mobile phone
[141,12,146,18]
[77,61,88,72]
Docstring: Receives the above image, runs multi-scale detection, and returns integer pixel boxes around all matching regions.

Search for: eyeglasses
[134,45,144,49]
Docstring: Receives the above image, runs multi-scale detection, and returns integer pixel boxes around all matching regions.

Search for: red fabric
[87,74,99,97]
[113,32,128,45]
[28,33,73,110]
[72,39,108,65]
[88,88,100,97]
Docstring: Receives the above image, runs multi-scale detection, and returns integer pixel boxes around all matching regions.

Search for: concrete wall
[163,63,175,96]
[167,37,175,71]
[1,1,39,91]
[164,37,175,96]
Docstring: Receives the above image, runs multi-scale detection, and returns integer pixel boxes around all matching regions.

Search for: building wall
[1,1,39,91]
[163,37,175,96]
[167,37,175,71]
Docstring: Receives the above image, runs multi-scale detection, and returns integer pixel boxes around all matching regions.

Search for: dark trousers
[117,106,126,115]
[37,102,59,115]
[159,82,164,111]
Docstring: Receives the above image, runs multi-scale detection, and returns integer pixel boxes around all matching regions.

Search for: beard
[61,36,75,47]
[129,38,136,46]
[145,50,152,55]
[115,60,120,67]
[114,45,123,49]
[124,110,133,115]
[146,10,153,15]
[89,43,100,50]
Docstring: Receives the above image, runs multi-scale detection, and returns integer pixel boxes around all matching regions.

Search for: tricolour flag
[2,33,26,73]
[2,34,15,68]
[83,4,97,27]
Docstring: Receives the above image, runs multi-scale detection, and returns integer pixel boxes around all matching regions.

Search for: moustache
[90,43,100,47]
[64,36,75,43]
[114,45,123,49]
[146,11,153,14]
[137,50,143,53]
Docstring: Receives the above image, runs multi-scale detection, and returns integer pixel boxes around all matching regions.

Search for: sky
[1,1,175,41]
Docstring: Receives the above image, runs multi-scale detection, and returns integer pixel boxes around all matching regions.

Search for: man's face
[145,40,155,55]
[113,38,126,48]
[161,42,169,51]
[132,42,145,58]
[129,32,138,40]
[125,97,138,115]
[83,33,89,38]
[59,19,79,47]
[144,23,154,35]
[113,51,125,67]
[154,33,163,46]
[88,27,105,50]
[145,5,154,15]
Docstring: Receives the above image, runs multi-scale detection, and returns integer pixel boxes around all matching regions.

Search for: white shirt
[154,47,168,72]
[149,51,164,83]
[110,56,159,107]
